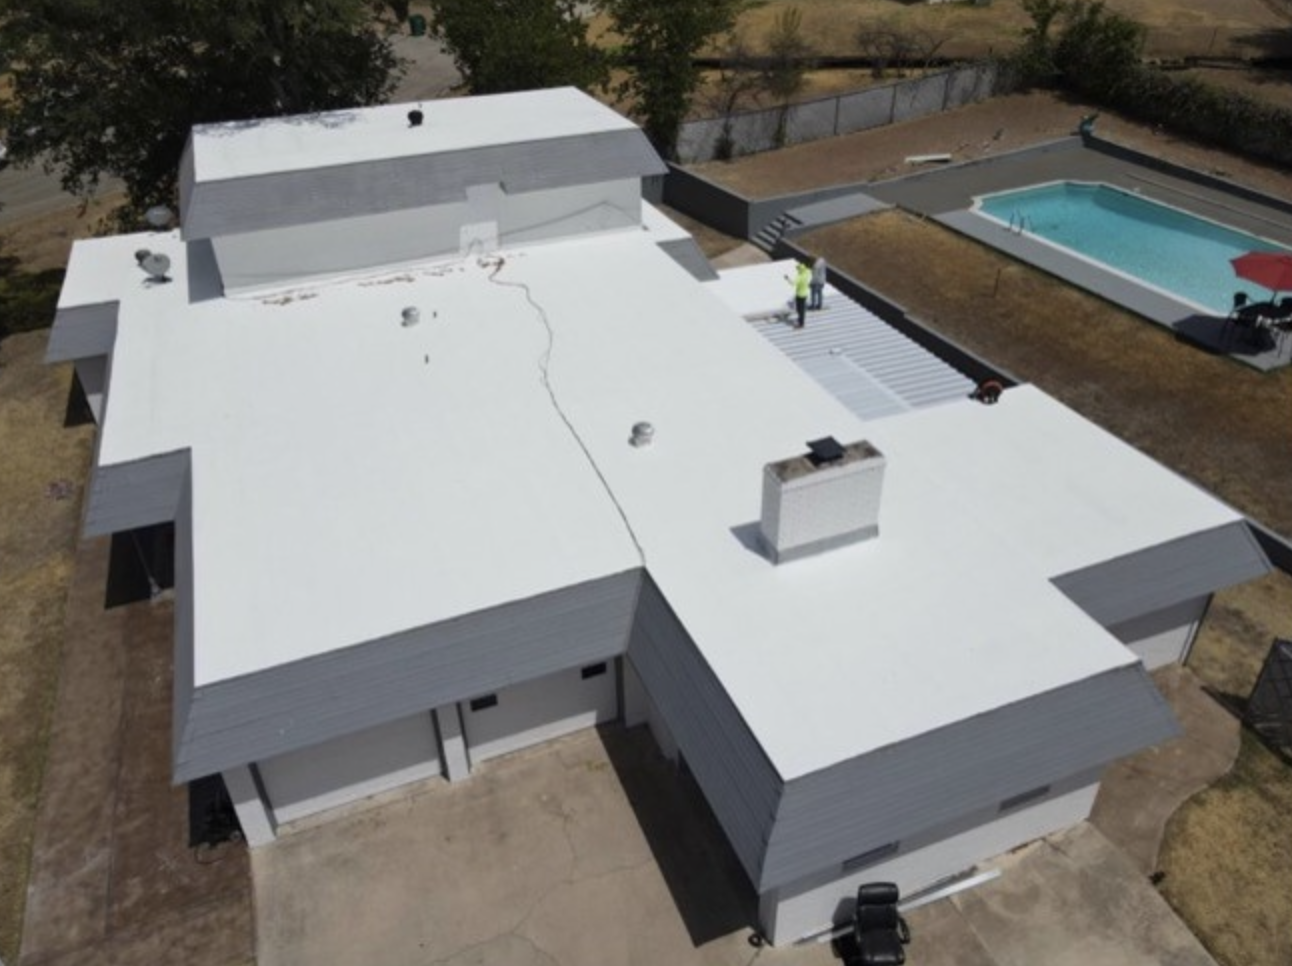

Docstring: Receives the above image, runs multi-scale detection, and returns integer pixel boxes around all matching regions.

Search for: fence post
[834,94,842,137]
[889,83,897,125]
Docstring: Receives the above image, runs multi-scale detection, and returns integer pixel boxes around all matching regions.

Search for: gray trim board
[84,449,191,538]
[182,130,667,240]
[657,238,719,281]
[46,302,119,364]
[760,664,1178,890]
[1052,521,1271,629]
[174,569,642,782]
[626,574,782,889]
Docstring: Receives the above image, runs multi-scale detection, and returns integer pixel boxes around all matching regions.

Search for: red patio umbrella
[1231,251,1292,298]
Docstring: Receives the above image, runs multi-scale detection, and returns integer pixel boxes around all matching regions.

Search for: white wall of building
[1109,595,1209,670]
[759,781,1100,945]
[74,356,108,423]
[258,712,441,826]
[462,661,618,765]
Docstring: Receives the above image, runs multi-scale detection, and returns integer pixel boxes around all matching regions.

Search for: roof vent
[408,109,424,128]
[760,438,886,564]
[629,421,655,447]
[401,306,421,327]
[134,249,172,283]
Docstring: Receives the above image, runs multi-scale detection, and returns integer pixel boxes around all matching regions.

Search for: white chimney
[760,437,886,564]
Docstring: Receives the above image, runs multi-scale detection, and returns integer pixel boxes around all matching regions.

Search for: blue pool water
[976,182,1292,315]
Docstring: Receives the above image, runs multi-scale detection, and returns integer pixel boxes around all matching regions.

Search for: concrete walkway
[905,823,1217,966]
[19,537,252,966]
[1090,664,1242,874]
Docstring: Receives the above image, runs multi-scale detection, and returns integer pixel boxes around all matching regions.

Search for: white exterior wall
[760,781,1100,945]
[209,178,641,295]
[1109,595,1209,670]
[258,712,441,826]
[74,356,108,423]
[462,661,618,765]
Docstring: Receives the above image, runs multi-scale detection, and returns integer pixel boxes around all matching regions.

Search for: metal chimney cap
[629,421,655,447]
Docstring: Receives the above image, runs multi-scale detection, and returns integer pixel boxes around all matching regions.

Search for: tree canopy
[0,0,401,215]
[427,0,606,95]
[600,0,756,160]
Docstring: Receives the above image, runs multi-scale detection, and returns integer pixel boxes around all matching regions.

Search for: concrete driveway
[253,726,1217,966]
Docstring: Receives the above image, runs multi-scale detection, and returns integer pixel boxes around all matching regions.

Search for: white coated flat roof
[187,87,639,182]
[67,227,1243,779]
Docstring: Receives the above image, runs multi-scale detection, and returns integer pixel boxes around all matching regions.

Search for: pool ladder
[1007,211,1033,235]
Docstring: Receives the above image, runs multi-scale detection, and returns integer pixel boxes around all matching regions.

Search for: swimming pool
[974,182,1292,315]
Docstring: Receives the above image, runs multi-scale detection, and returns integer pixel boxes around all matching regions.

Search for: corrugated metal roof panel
[749,293,975,420]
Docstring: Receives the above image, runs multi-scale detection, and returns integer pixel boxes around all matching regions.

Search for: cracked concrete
[253,727,831,966]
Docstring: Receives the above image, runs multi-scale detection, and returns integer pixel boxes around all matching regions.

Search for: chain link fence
[676,63,998,164]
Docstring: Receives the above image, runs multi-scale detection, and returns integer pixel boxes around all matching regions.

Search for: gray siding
[174,569,642,782]
[46,302,119,363]
[1053,521,1270,628]
[626,575,782,888]
[83,449,191,538]
[657,238,719,281]
[760,664,1177,890]
[172,470,195,774]
[183,130,666,240]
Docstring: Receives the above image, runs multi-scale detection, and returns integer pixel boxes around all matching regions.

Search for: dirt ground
[0,334,95,962]
[694,88,1292,197]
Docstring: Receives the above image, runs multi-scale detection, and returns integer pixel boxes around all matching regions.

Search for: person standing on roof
[810,256,827,311]
[786,261,811,329]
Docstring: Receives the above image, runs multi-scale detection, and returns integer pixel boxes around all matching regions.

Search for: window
[999,784,1051,813]
[842,841,899,873]
[469,694,498,712]
[581,662,608,680]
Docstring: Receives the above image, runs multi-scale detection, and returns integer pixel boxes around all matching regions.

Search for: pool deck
[852,137,1292,372]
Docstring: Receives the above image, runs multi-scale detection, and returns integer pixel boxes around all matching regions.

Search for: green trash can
[408,13,427,37]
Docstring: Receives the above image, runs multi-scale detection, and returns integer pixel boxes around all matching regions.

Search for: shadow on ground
[598,725,760,947]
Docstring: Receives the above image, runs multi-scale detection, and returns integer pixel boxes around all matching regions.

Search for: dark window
[469,694,498,712]
[1000,784,1051,813]
[581,662,608,680]
[842,841,899,872]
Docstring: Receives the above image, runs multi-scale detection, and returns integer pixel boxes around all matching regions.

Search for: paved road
[0,30,460,230]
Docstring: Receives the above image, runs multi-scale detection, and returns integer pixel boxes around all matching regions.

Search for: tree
[700,30,766,161]
[600,0,757,160]
[0,0,401,216]
[427,0,607,96]
[762,6,811,147]
[1052,1,1145,101]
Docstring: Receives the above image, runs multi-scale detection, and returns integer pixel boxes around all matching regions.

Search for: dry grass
[1158,725,1292,966]
[801,209,1292,534]
[0,332,95,962]
[727,0,1289,62]
[1155,571,1292,966]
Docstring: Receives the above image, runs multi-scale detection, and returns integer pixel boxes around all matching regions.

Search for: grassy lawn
[0,329,94,962]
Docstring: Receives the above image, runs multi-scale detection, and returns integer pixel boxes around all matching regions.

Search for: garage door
[462,660,618,765]
[259,712,441,825]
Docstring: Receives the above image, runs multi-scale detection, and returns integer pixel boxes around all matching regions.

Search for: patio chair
[853,883,911,966]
